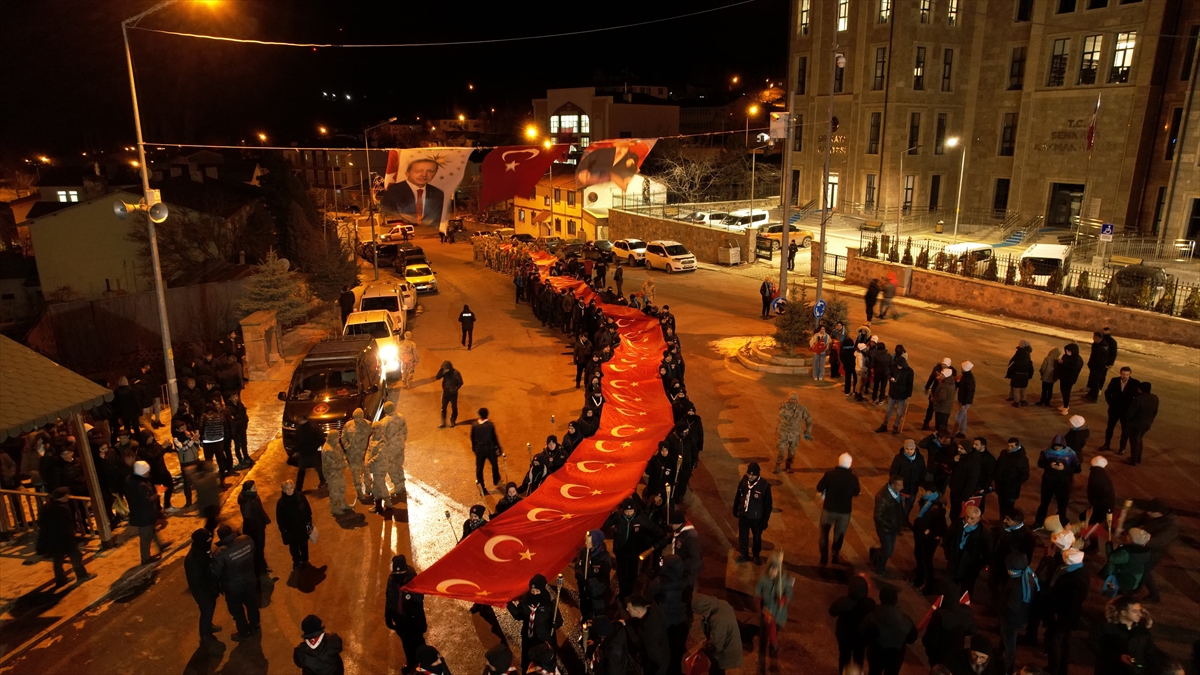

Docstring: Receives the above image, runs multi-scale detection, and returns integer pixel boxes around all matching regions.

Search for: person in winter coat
[573,334,592,388]
[605,499,663,599]
[365,422,392,513]
[759,277,775,319]
[493,482,522,516]
[953,361,976,438]
[878,353,915,433]
[1088,596,1158,675]
[943,634,1003,675]
[732,462,773,564]
[113,376,142,435]
[136,432,175,509]
[999,552,1039,673]
[506,574,563,671]
[1101,528,1154,597]
[470,408,502,493]
[1035,434,1081,525]
[922,581,979,666]
[859,585,918,675]
[384,555,427,671]
[293,614,344,675]
[994,438,1030,514]
[212,525,259,641]
[944,505,993,601]
[990,508,1035,597]
[1055,342,1085,415]
[124,461,166,564]
[1125,381,1158,466]
[397,331,419,389]
[434,361,463,427]
[871,342,893,404]
[841,332,859,396]
[458,304,476,349]
[184,528,221,638]
[520,451,550,496]
[755,553,795,659]
[1065,415,1091,463]
[829,576,876,670]
[575,529,612,622]
[192,461,220,532]
[1085,331,1112,402]
[912,483,947,593]
[1006,340,1036,406]
[854,343,872,403]
[888,440,925,513]
[414,645,453,674]
[932,368,958,432]
[226,391,250,466]
[872,475,907,578]
[37,487,94,587]
[864,278,881,322]
[625,594,669,675]
[1046,548,1090,675]
[1100,366,1139,454]
[1037,346,1061,407]
[237,480,271,579]
[275,480,313,568]
[1126,499,1176,603]
[484,643,520,675]
[340,408,372,500]
[292,416,326,492]
[1086,456,1116,540]
[649,554,691,669]
[462,504,487,540]
[693,593,743,673]
[321,430,351,515]
[972,437,997,516]
[817,453,861,566]
[947,441,981,520]
[774,392,813,474]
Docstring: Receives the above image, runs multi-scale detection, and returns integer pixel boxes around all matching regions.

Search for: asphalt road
[5,231,1198,675]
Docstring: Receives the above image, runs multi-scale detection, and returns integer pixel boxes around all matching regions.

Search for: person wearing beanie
[36,487,95,588]
[492,482,522,517]
[670,510,703,584]
[1054,342,1085,415]
[921,359,955,430]
[1035,434,1081,527]
[1006,339,1035,407]
[944,505,992,601]
[999,552,1039,673]
[1063,415,1090,463]
[122,458,167,565]
[860,585,918,675]
[1045,548,1090,674]
[993,438,1030,515]
[733,462,773,565]
[462,504,488,540]
[506,575,562,671]
[921,580,978,667]
[754,552,795,661]
[1084,455,1115,548]
[1100,528,1154,597]
[1124,380,1158,465]
[944,633,1001,675]
[384,554,426,672]
[413,645,451,675]
[1099,366,1139,454]
[828,576,876,670]
[990,508,1035,597]
[183,528,220,638]
[932,367,958,433]
[887,440,925,514]
[574,529,612,622]
[817,454,861,566]
[604,499,662,599]
[484,643,518,674]
[946,440,981,521]
[293,614,344,675]
[953,361,976,439]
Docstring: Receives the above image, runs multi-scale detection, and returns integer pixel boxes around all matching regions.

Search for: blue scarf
[904,452,917,462]
[1004,522,1024,533]
[1063,562,1083,573]
[917,492,939,518]
[1008,567,1040,603]
[959,522,979,549]
[887,486,901,503]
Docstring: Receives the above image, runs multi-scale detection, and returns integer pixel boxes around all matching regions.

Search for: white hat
[941,368,953,378]
[1070,415,1085,428]
[838,453,853,468]
[133,460,150,477]
[1062,548,1085,565]
[870,335,879,343]
[961,361,973,372]
[941,357,952,366]
[857,343,867,351]
[1090,456,1108,468]
[1051,529,1075,550]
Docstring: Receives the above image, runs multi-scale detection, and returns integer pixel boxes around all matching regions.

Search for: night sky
[2,0,786,159]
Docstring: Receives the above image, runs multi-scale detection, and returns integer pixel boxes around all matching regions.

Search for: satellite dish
[148,202,169,224]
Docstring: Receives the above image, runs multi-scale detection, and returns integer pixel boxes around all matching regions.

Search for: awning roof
[0,335,113,441]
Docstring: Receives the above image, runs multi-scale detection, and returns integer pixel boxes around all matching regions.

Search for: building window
[554,218,562,233]
[878,0,890,24]
[1009,46,1027,90]
[1057,0,1076,12]
[518,209,526,222]
[800,0,810,35]
[929,174,942,209]
[994,178,1011,212]
[837,0,849,31]
[919,0,930,23]
[947,0,958,25]
[1016,0,1033,21]
[868,112,882,154]
[794,114,804,151]
[908,112,921,154]
[1109,31,1136,83]
[797,56,808,95]
[913,47,926,90]
[554,188,562,203]
[865,174,877,209]
[549,116,559,133]
[1183,26,1200,81]
[1078,35,1102,84]
[1087,0,1107,8]
[1000,113,1019,156]
[935,113,947,154]
[56,190,67,202]
[567,190,576,206]
[903,175,915,213]
[1151,186,1167,234]
[1165,107,1183,160]
[834,60,845,93]
[873,48,886,90]
[1048,38,1070,87]
[941,49,954,91]
[567,220,577,235]
[544,195,551,207]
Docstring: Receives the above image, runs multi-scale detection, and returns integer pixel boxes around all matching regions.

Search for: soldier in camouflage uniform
[341,408,372,499]
[397,331,419,388]
[380,401,408,500]
[365,421,391,513]
[774,391,814,474]
[321,429,351,515]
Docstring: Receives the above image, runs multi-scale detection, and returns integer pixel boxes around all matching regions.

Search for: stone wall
[844,248,911,295]
[607,210,755,265]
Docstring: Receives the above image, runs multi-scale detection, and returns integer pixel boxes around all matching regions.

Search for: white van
[1019,243,1072,286]
[679,211,730,227]
[944,242,995,264]
[720,209,771,231]
[357,282,414,331]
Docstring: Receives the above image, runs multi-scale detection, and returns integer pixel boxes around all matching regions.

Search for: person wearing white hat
[853,343,871,402]
[1064,415,1090,464]
[124,460,168,564]
[1024,528,1077,645]
[921,359,956,431]
[1084,455,1115,547]
[953,362,976,439]
[816,453,860,566]
[1045,548,1089,675]
[932,368,958,433]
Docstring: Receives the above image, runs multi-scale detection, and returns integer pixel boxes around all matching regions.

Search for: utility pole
[816,16,840,305]
[364,117,397,281]
[777,0,799,295]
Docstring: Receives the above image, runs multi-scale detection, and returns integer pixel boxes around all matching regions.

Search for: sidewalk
[0,319,333,663]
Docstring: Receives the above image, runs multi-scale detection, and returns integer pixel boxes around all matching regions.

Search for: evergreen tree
[982,255,999,282]
[773,281,814,354]
[306,235,359,302]
[1180,287,1200,319]
[901,237,914,265]
[238,248,309,325]
[916,247,930,269]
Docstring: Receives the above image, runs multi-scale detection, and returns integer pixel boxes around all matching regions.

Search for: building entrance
[1047,183,1085,229]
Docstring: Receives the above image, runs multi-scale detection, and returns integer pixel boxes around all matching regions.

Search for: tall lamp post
[945,136,966,245]
[364,117,398,280]
[744,104,759,146]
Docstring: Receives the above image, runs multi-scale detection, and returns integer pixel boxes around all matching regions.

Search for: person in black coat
[237,481,271,579]
[506,574,563,671]
[469,408,502,493]
[137,432,174,509]
[338,286,356,324]
[972,437,997,516]
[912,483,947,593]
[871,343,893,404]
[226,391,251,467]
[384,555,427,672]
[649,554,691,670]
[1055,342,1085,414]
[1085,331,1112,402]
[993,438,1030,514]
[732,463,773,565]
[944,634,1003,675]
[37,487,93,587]
[184,528,221,638]
[817,454,861,566]
[1125,381,1158,466]
[1006,339,1035,406]
[944,505,992,601]
[212,525,259,641]
[520,451,550,496]
[124,462,166,564]
[293,614,344,675]
[859,585,918,675]
[990,508,1035,597]
[947,442,981,520]
[605,499,663,599]
[759,277,775,320]
[275,480,313,568]
[576,530,614,622]
[879,354,915,433]
[458,304,476,350]
[922,581,978,666]
[864,278,881,322]
[1086,456,1116,534]
[872,476,907,578]
[888,440,925,514]
[1100,366,1139,453]
[572,334,592,388]
[292,416,326,491]
[999,552,1039,674]
[434,361,463,427]
[626,594,671,675]
[1046,548,1090,675]
[112,376,142,436]
[829,575,876,670]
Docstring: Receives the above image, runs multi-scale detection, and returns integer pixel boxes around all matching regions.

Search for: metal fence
[0,488,100,537]
[856,237,1200,319]
[824,252,847,278]
[1072,237,1196,263]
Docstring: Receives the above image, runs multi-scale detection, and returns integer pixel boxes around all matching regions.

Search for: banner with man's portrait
[377,148,473,233]
[574,138,656,193]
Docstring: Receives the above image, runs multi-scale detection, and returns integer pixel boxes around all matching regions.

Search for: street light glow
[257,132,267,142]
[468,84,474,90]
[748,105,759,116]
[38,155,50,163]
[318,126,328,135]
[130,160,140,168]
[945,136,960,147]
[525,125,538,139]
[542,139,552,149]
[732,76,739,84]
[458,114,465,121]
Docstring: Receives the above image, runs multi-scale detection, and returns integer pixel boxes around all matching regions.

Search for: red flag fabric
[918,595,943,631]
[1086,93,1101,151]
[405,252,673,605]
[479,144,569,208]
[575,138,657,192]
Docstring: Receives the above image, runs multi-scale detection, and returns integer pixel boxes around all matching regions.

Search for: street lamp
[257,132,267,146]
[318,126,328,136]
[524,125,538,140]
[945,136,966,245]
[364,116,398,280]
[745,104,759,145]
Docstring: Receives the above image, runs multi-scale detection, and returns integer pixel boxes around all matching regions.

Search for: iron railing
[0,488,100,536]
[1072,237,1196,263]
[823,252,847,278]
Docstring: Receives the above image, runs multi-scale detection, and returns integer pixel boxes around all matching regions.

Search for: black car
[280,336,386,454]
[557,239,584,260]
[346,205,361,214]
[513,233,536,244]
[1112,264,1168,306]
[583,240,614,262]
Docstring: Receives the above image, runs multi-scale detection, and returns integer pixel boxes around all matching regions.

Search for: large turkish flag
[406,254,672,605]
[479,144,570,208]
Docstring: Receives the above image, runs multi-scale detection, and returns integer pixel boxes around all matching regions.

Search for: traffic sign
[771,297,788,315]
[814,299,827,318]
[1099,222,1115,242]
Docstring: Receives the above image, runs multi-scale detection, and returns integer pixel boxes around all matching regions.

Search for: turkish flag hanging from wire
[480,144,569,208]
[405,252,674,606]
[1086,93,1102,151]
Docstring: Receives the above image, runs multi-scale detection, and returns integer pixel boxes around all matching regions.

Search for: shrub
[934,251,947,271]
[1152,282,1176,315]
[1181,287,1200,319]
[1004,259,1016,286]
[982,255,999,282]
[238,249,310,326]
[916,247,929,269]
[901,237,914,265]
[773,281,813,354]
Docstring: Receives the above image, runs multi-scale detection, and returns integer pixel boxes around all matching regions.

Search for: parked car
[1018,244,1073,287]
[356,281,414,334]
[1112,264,1168,306]
[944,242,995,265]
[556,238,584,259]
[762,223,815,250]
[343,310,402,379]
[279,336,386,455]
[721,209,771,231]
[493,227,516,239]
[612,238,648,265]
[513,233,536,244]
[583,239,614,262]
[345,205,361,214]
[390,245,427,270]
[403,263,438,294]
[538,236,563,251]
[678,211,730,227]
[382,222,415,241]
[644,240,697,273]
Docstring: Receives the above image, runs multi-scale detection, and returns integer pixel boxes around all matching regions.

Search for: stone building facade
[786,0,1200,240]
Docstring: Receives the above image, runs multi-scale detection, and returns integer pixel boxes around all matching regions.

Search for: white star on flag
[505,161,519,171]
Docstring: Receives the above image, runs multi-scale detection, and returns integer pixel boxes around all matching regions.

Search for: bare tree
[651,152,728,204]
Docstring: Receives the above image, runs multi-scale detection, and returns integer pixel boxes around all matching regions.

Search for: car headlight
[379,343,399,362]
[283,419,296,430]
